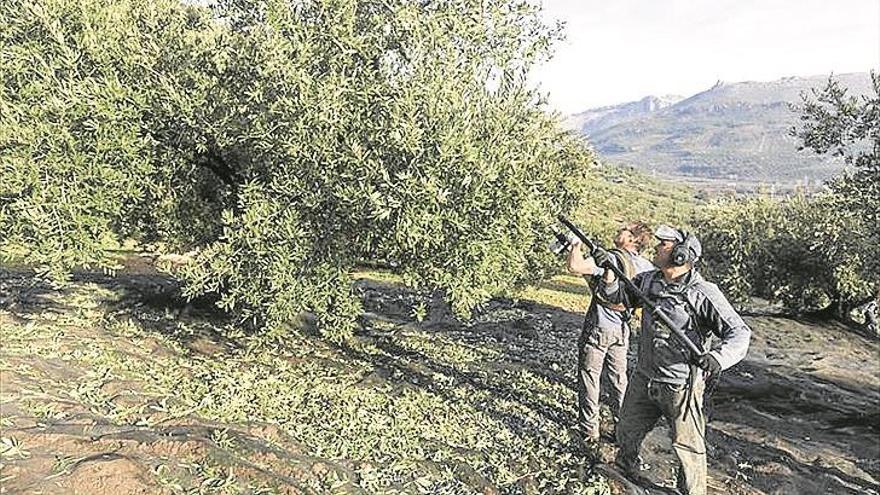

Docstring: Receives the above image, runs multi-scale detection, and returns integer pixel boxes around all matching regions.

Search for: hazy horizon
[531,0,880,114]
[568,70,872,112]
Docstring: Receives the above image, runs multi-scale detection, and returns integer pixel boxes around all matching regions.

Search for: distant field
[655,174,825,197]
[573,162,699,237]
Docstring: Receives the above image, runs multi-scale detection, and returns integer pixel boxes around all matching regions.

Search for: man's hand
[591,247,612,268]
[696,353,721,376]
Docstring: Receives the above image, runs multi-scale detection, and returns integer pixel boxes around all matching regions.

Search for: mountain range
[566,72,873,186]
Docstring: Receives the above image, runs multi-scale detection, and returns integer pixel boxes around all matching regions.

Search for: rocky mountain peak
[568,72,872,185]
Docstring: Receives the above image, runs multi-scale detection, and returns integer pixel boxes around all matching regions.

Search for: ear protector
[671,230,700,266]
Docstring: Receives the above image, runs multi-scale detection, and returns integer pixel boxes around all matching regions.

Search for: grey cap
[654,224,684,242]
[687,235,703,261]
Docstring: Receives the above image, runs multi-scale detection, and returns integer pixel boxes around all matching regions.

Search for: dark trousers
[616,371,707,495]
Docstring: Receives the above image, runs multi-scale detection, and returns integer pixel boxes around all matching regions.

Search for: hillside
[572,162,698,240]
[2,263,878,495]
[564,95,684,137]
[567,72,873,185]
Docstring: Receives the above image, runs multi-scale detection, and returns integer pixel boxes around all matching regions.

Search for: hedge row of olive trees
[1,0,595,340]
[696,73,879,321]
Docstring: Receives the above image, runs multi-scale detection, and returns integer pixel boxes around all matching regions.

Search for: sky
[531,0,880,114]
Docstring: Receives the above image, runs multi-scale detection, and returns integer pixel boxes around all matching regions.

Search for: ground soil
[600,314,880,495]
[1,265,877,494]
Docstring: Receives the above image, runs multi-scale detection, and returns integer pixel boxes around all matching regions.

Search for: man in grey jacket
[865,300,878,336]
[595,225,751,495]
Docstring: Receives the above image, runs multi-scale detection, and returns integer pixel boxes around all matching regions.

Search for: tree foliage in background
[574,162,696,248]
[697,73,879,319]
[794,72,880,288]
[1,0,594,340]
[697,193,873,316]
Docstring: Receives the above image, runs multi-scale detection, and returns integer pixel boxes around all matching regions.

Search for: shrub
[697,192,875,315]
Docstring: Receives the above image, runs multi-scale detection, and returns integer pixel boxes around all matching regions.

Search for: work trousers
[616,371,707,495]
[577,323,628,439]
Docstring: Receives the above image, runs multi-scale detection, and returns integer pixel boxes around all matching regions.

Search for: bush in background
[697,192,874,317]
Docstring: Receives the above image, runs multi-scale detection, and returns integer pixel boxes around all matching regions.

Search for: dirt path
[1,269,878,494]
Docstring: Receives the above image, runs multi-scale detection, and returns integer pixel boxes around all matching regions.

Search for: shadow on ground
[2,269,878,494]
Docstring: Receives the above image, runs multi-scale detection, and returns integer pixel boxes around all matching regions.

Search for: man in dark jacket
[595,225,751,495]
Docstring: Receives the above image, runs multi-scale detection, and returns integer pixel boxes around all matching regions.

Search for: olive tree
[793,72,879,304]
[697,192,873,317]
[1,0,594,340]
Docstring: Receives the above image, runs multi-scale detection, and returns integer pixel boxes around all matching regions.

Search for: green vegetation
[794,72,880,249]
[1,271,609,494]
[697,193,874,315]
[1,0,593,341]
[2,0,871,332]
[573,162,697,241]
[696,73,879,318]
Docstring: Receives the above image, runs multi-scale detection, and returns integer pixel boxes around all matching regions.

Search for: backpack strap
[589,249,636,312]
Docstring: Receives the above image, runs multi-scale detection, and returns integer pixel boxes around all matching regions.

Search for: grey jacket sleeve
[694,283,751,370]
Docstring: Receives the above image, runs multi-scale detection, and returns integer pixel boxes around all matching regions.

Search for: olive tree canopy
[696,73,879,320]
[1,0,594,339]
